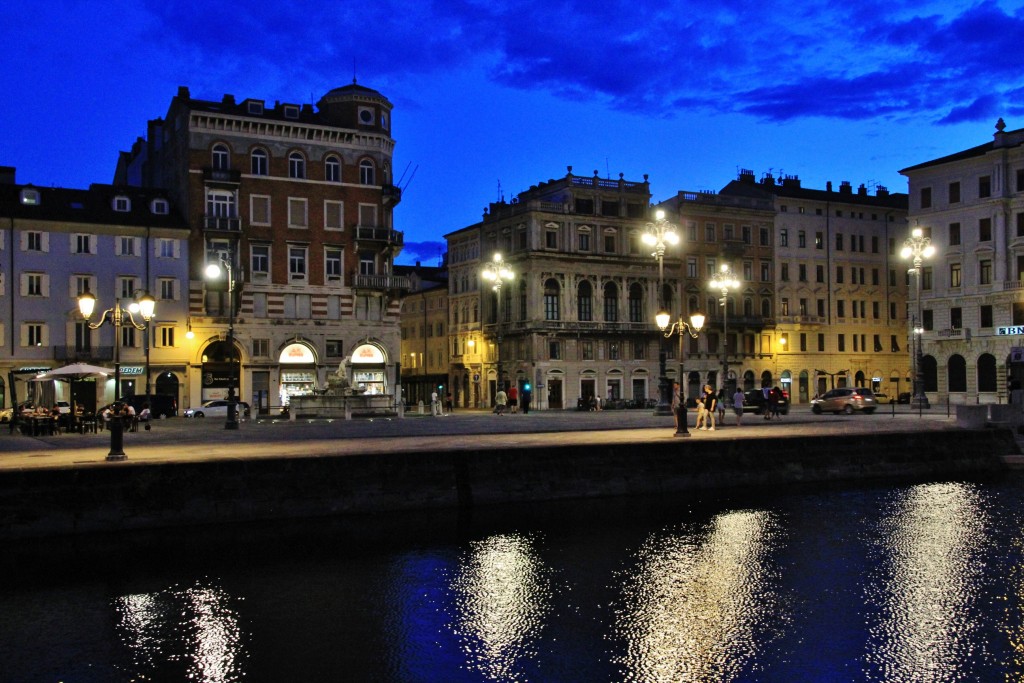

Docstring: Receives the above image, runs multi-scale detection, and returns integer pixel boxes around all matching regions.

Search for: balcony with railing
[354,273,410,291]
[382,184,402,205]
[356,226,403,245]
[202,168,242,184]
[204,214,241,231]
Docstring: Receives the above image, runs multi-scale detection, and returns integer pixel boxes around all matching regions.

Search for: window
[981,304,993,328]
[949,181,960,204]
[817,334,825,352]
[576,198,594,214]
[760,227,769,246]
[780,228,788,246]
[26,231,43,251]
[288,198,308,228]
[836,234,844,251]
[633,339,646,360]
[544,229,558,249]
[949,222,961,245]
[151,199,169,215]
[325,155,341,182]
[950,263,961,288]
[25,273,44,296]
[603,282,618,322]
[20,188,40,205]
[920,186,932,209]
[206,190,235,219]
[836,267,844,284]
[23,323,45,347]
[288,152,306,179]
[743,261,753,281]
[359,204,377,228]
[687,258,698,278]
[544,279,560,320]
[798,264,807,282]
[325,248,343,282]
[705,223,716,242]
[119,277,137,299]
[212,144,230,170]
[921,266,933,290]
[816,232,824,249]
[326,339,344,357]
[359,159,375,185]
[578,229,590,251]
[359,251,375,275]
[289,246,307,281]
[838,334,845,352]
[158,278,176,300]
[120,326,135,349]
[628,283,644,323]
[251,149,268,175]
[549,340,561,360]
[979,217,992,241]
[604,230,616,253]
[251,245,270,276]
[837,300,846,318]
[250,195,271,225]
[760,262,771,282]
[723,224,734,240]
[980,259,992,285]
[979,175,991,198]
[780,263,789,281]
[798,231,806,248]
[609,341,619,360]
[581,341,594,361]
[577,281,593,321]
[1018,213,1024,238]
[157,326,175,348]
[325,200,343,230]
[117,236,136,256]
[816,265,825,283]
[113,196,131,212]
[74,275,92,297]
[951,307,963,329]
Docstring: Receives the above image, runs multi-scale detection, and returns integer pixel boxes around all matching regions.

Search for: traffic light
[524,383,531,391]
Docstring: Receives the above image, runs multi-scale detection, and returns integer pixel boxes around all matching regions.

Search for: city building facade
[900,118,1024,404]
[117,83,408,414]
[0,169,190,411]
[717,171,910,403]
[397,262,450,409]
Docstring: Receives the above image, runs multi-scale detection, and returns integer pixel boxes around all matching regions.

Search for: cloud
[397,240,448,266]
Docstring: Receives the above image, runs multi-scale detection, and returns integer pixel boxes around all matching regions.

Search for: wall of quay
[0,429,1016,539]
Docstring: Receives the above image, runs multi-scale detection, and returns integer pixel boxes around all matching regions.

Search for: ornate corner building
[117,82,408,413]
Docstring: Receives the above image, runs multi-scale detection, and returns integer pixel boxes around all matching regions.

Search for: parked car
[184,400,251,419]
[742,389,790,415]
[811,387,877,414]
[872,392,892,404]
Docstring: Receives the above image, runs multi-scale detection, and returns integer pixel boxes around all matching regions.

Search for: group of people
[672,384,786,430]
[493,385,531,415]
[429,390,453,416]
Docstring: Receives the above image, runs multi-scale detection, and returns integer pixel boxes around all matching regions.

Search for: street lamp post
[642,209,680,416]
[657,310,705,436]
[481,253,514,394]
[78,289,155,460]
[205,257,239,430]
[709,263,739,395]
[900,227,935,411]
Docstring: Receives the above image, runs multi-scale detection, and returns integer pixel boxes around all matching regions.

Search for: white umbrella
[30,363,115,381]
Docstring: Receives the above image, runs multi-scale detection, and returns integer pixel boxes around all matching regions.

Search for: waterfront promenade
[0,405,975,471]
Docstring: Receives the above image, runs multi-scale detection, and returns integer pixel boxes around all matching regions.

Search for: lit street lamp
[900,227,935,411]
[657,309,705,436]
[708,263,740,395]
[643,210,680,416]
[78,288,155,460]
[205,257,240,430]
[481,253,514,393]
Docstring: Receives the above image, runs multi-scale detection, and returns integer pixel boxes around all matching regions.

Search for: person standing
[694,391,706,431]
[521,387,532,414]
[445,392,453,413]
[508,385,519,414]
[493,388,508,415]
[770,386,784,420]
[431,389,441,416]
[702,384,717,431]
[732,387,746,426]
[717,388,726,425]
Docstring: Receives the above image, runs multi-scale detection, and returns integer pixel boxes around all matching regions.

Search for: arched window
[288,152,306,179]
[518,280,527,320]
[250,148,268,175]
[661,283,673,315]
[359,159,375,185]
[212,144,230,170]
[761,370,773,388]
[948,354,967,392]
[743,297,754,316]
[325,155,341,182]
[978,353,997,392]
[743,370,756,391]
[688,296,698,315]
[760,298,771,317]
[544,278,561,321]
[578,281,593,321]
[855,370,866,386]
[923,355,938,392]
[628,283,644,323]
[604,282,619,322]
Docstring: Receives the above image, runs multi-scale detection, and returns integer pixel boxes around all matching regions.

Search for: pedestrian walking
[431,389,442,416]
[694,391,706,430]
[717,388,726,425]
[732,387,745,426]
[445,392,453,413]
[702,384,717,431]
[521,387,532,414]
[508,386,519,414]
[770,386,784,420]
[493,389,508,415]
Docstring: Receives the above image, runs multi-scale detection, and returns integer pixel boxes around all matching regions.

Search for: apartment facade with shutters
[0,170,190,411]
[117,83,408,413]
[900,118,1024,404]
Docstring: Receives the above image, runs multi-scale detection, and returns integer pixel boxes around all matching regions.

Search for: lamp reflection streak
[612,510,782,682]
[865,483,988,682]
[449,533,551,681]
[114,581,247,682]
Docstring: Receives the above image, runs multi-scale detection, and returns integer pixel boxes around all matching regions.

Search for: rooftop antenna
[498,179,504,202]
[400,164,418,192]
[605,157,610,179]
[396,161,413,187]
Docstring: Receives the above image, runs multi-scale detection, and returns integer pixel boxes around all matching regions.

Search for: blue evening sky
[4,0,1024,265]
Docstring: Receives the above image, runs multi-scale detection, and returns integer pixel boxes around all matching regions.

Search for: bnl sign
[998,326,1024,336]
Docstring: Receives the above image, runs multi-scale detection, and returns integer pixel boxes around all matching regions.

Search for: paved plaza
[0,405,969,471]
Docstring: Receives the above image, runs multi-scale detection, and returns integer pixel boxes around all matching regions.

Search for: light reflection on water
[864,482,990,682]
[611,510,784,682]
[8,474,1024,680]
[114,581,247,681]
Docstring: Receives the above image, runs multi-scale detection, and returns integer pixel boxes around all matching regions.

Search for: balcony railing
[937,327,971,339]
[202,168,242,184]
[382,184,402,204]
[354,274,410,291]
[204,215,241,231]
[53,346,114,362]
[356,226,404,245]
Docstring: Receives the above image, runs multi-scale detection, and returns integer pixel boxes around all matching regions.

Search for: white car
[184,400,250,419]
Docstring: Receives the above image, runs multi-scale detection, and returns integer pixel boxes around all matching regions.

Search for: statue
[328,356,351,393]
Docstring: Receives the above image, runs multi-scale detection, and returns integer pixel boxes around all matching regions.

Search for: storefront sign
[120,366,144,375]
[998,326,1024,336]
[352,344,385,364]
[279,343,315,364]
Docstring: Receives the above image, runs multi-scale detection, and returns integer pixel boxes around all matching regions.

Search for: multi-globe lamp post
[205,257,240,430]
[708,264,739,395]
[642,210,680,416]
[656,310,705,436]
[78,288,155,460]
[481,253,514,393]
[900,227,935,411]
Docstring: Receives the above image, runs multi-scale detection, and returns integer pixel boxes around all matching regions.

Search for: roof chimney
[858,183,868,196]
[826,181,833,192]
[839,181,852,195]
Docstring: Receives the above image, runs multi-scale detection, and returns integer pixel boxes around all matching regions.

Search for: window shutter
[41,233,49,253]
[41,274,50,297]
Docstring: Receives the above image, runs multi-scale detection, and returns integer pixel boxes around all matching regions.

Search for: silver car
[811,388,877,415]
[184,400,250,419]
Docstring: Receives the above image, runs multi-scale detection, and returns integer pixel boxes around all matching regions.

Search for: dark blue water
[3,473,1024,682]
